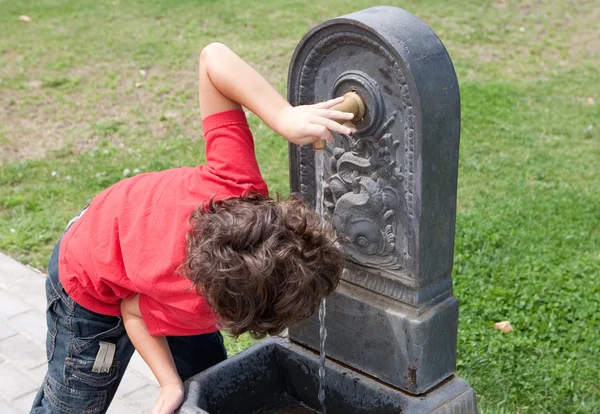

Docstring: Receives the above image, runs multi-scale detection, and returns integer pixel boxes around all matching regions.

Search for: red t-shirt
[59,110,268,336]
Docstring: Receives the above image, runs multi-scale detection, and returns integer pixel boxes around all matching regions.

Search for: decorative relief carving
[292,31,416,276]
[341,266,454,308]
[325,113,403,270]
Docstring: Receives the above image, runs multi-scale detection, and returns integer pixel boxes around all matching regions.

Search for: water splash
[317,298,327,414]
[314,150,325,218]
[314,150,327,414]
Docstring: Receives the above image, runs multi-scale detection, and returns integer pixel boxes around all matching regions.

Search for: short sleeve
[138,293,218,336]
[138,294,163,335]
[202,110,267,194]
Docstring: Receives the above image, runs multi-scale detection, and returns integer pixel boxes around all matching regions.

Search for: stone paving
[0,253,159,413]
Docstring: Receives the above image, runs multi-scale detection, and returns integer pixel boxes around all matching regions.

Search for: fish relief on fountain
[293,30,418,289]
[325,115,404,272]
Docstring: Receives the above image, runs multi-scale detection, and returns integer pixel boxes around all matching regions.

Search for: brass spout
[312,91,366,151]
[332,91,366,121]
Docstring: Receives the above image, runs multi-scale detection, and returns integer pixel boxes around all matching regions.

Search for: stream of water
[314,150,327,414]
[317,298,327,413]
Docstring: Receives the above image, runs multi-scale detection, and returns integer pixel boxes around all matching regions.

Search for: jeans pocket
[43,374,107,414]
[70,305,125,355]
[65,357,120,388]
[66,303,126,391]
[72,322,125,354]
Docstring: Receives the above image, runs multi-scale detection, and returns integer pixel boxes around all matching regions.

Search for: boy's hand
[275,96,356,146]
[121,296,184,414]
[152,383,185,414]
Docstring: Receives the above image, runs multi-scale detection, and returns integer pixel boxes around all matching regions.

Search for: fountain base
[177,338,476,414]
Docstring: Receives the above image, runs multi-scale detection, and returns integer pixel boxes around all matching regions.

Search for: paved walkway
[0,253,159,413]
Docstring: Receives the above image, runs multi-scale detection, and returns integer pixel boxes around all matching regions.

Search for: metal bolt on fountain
[178,6,477,414]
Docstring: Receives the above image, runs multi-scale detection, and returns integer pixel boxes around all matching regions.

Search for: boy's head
[183,193,344,339]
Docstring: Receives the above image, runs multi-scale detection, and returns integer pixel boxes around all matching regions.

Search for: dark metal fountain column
[288,6,476,408]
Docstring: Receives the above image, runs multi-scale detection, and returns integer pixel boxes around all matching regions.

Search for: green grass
[1,0,599,412]
[455,72,600,413]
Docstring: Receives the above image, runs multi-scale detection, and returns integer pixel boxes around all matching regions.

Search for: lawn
[1,0,599,412]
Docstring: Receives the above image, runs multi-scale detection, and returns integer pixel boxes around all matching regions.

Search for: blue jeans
[31,238,227,413]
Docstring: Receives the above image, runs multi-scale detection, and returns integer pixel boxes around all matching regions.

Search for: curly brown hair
[182,193,344,339]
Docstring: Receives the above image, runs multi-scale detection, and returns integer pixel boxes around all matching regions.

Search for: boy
[30,42,354,414]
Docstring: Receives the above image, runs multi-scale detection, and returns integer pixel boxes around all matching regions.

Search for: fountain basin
[177,338,476,414]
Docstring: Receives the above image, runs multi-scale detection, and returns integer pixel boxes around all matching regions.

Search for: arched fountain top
[288,6,460,303]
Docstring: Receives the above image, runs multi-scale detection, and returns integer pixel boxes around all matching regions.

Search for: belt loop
[65,205,89,230]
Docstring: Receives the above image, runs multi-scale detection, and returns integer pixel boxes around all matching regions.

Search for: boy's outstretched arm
[121,295,183,414]
[199,42,355,145]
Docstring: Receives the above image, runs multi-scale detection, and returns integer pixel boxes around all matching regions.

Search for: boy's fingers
[312,117,354,135]
[313,96,345,109]
[317,109,355,121]
[307,124,335,143]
